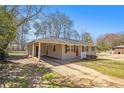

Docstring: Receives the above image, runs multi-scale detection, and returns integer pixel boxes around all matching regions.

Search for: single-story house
[27,37,96,61]
[112,45,124,54]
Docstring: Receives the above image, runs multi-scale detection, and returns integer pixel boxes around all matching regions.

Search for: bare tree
[46,11,73,38]
[46,12,61,37]
[33,22,42,39]
[8,6,44,26]
[4,5,45,50]
[33,21,47,39]
[82,32,93,43]
[15,23,29,50]
[60,13,73,38]
[71,30,80,40]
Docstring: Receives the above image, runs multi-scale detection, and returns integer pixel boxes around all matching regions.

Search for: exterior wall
[40,43,47,56]
[85,46,96,56]
[40,43,62,59]
[61,45,82,60]
[78,45,82,56]
[61,45,96,60]
[28,42,96,60]
[114,48,124,54]
[47,44,62,59]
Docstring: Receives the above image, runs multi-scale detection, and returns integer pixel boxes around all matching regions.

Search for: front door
[76,46,78,56]
[36,46,39,57]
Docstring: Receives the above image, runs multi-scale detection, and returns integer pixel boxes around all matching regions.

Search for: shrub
[0,6,17,60]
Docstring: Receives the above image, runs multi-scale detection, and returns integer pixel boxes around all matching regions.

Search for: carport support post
[32,42,34,57]
[38,42,41,61]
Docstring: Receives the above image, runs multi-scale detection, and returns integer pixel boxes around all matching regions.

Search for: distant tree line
[96,33,124,51]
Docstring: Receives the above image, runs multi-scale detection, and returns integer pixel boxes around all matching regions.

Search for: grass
[0,51,80,88]
[40,72,76,88]
[78,59,124,79]
[1,51,121,87]
[8,51,27,60]
[0,61,79,88]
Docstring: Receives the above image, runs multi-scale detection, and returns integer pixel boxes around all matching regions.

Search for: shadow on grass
[0,61,52,88]
[0,60,81,88]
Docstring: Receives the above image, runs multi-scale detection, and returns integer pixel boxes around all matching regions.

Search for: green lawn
[0,61,79,88]
[1,51,122,87]
[78,59,124,79]
[9,51,27,56]
[0,51,81,88]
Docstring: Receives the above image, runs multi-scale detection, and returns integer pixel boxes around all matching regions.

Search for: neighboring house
[12,41,26,51]
[12,41,21,51]
[112,45,124,54]
[27,37,96,61]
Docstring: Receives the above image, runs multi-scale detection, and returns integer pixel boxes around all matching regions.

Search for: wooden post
[32,42,34,57]
[38,42,41,61]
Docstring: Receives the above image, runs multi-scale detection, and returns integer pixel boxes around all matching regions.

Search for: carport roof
[28,37,93,45]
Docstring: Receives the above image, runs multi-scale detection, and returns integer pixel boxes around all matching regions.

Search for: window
[92,46,95,51]
[53,45,56,52]
[67,46,70,51]
[65,45,67,53]
[71,46,74,52]
[65,45,70,53]
[82,46,84,52]
[86,46,89,51]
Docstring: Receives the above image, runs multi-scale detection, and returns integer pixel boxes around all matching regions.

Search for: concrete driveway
[40,56,124,87]
[9,56,124,87]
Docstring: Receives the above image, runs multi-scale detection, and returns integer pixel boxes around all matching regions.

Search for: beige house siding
[85,46,96,56]
[47,44,62,59]
[27,41,96,60]
[40,43,62,59]
[61,45,83,60]
[62,45,75,60]
[40,43,47,56]
[78,45,82,56]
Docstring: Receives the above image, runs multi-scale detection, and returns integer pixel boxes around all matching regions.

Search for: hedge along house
[27,37,96,61]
